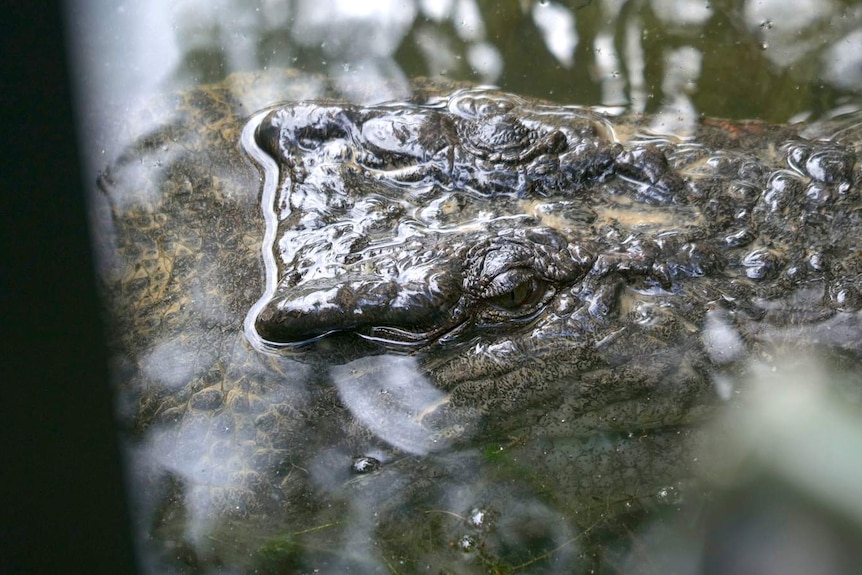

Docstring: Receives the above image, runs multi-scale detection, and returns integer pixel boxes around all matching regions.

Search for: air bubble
[351,456,381,474]
[457,534,478,553]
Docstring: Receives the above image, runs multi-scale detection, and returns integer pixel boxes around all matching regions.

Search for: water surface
[65,1,862,573]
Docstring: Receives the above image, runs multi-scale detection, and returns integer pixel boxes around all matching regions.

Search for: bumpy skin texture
[100,71,862,572]
[250,89,862,436]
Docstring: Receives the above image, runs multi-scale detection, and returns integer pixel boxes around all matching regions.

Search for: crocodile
[98,69,862,573]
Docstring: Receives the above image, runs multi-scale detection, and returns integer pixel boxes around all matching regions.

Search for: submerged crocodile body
[99,70,862,573]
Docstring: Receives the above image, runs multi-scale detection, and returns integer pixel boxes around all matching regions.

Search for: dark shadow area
[0,1,137,573]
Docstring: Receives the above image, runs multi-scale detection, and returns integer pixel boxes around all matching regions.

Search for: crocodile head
[246,88,861,443]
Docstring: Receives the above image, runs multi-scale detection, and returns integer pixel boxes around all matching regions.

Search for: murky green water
[66,1,862,574]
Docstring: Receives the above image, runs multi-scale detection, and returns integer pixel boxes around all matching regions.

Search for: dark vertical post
[0,1,138,573]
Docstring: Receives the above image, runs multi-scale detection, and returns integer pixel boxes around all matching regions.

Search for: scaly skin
[98,70,862,573]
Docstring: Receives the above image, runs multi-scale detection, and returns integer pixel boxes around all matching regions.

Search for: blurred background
[66,0,862,183]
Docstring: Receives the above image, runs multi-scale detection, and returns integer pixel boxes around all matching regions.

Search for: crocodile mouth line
[357,323,464,350]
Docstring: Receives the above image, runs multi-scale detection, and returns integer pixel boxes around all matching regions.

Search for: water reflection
[67,0,862,173]
[64,0,862,574]
[333,356,451,454]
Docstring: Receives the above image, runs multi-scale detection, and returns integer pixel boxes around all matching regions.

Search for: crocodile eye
[485,271,546,312]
